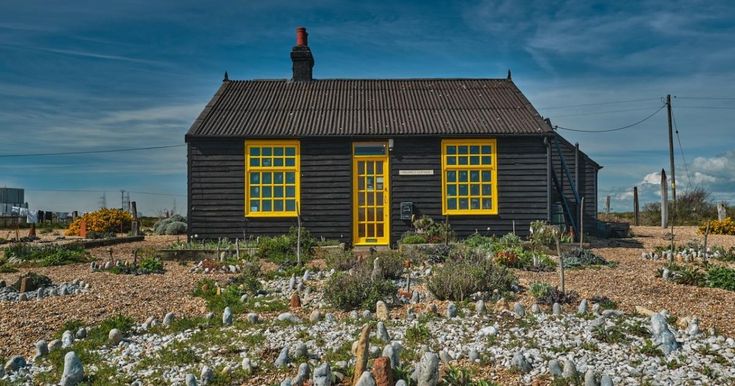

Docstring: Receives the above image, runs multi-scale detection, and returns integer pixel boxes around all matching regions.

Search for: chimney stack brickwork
[291,26,314,81]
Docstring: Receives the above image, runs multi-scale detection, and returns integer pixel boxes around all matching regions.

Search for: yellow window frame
[441,138,498,215]
[244,139,300,217]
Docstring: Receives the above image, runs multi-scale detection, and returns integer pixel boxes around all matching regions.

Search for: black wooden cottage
[185,27,600,246]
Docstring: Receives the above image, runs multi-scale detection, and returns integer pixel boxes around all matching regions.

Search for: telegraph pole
[666,95,676,216]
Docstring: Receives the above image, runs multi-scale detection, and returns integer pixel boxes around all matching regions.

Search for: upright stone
[548,359,562,377]
[382,342,401,369]
[417,352,439,386]
[510,352,532,373]
[290,292,302,308]
[200,366,213,384]
[223,307,233,326]
[376,301,389,321]
[288,274,296,291]
[292,363,310,386]
[578,299,589,315]
[108,329,122,345]
[584,369,597,386]
[34,340,49,360]
[355,371,376,386]
[446,302,457,318]
[62,330,74,348]
[312,363,332,386]
[553,303,562,315]
[4,356,26,373]
[376,321,391,342]
[651,312,679,354]
[600,374,614,386]
[372,356,393,386]
[371,257,383,282]
[475,300,486,316]
[562,359,577,379]
[163,312,175,327]
[275,345,290,368]
[60,351,84,386]
[185,374,198,386]
[531,303,541,314]
[514,303,525,318]
[352,323,374,386]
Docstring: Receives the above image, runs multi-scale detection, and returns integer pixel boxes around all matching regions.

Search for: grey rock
[62,330,74,348]
[185,373,198,386]
[396,381,407,386]
[531,303,541,314]
[439,350,452,364]
[242,357,253,372]
[34,340,49,360]
[325,313,336,322]
[247,312,259,323]
[548,359,562,377]
[200,366,213,384]
[49,339,62,352]
[278,312,302,323]
[511,352,532,373]
[382,342,401,369]
[205,312,214,320]
[108,328,122,345]
[476,300,486,315]
[163,312,175,327]
[578,299,589,314]
[60,351,84,386]
[310,309,323,323]
[411,290,420,303]
[376,321,390,342]
[240,294,248,303]
[362,309,372,319]
[468,349,479,362]
[584,369,597,386]
[446,302,457,318]
[592,303,601,315]
[302,269,310,281]
[686,317,701,336]
[371,257,383,282]
[355,371,376,386]
[651,312,679,354]
[562,359,577,379]
[294,341,308,358]
[292,363,310,386]
[75,327,87,339]
[514,303,525,318]
[553,303,562,315]
[275,345,290,368]
[600,374,613,386]
[417,352,440,386]
[223,306,233,326]
[142,316,157,330]
[4,356,26,373]
[281,379,293,386]
[312,363,332,386]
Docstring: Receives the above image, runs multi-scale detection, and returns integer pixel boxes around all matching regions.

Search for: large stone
[352,323,374,386]
[163,312,176,327]
[200,366,213,384]
[382,342,401,369]
[548,359,562,377]
[396,381,407,386]
[510,352,531,373]
[651,312,679,354]
[75,327,87,339]
[34,340,49,360]
[275,345,290,368]
[247,313,259,323]
[241,357,253,373]
[376,321,390,342]
[292,363,310,386]
[185,373,197,386]
[293,341,308,358]
[290,292,302,308]
[49,339,62,352]
[600,374,614,386]
[355,371,376,386]
[376,301,389,321]
[513,303,525,318]
[312,363,332,386]
[62,330,74,348]
[288,274,296,291]
[552,303,562,315]
[372,356,393,386]
[277,312,302,323]
[578,299,589,315]
[439,350,452,363]
[4,356,26,373]
[475,300,486,316]
[417,352,439,386]
[531,303,541,314]
[371,257,383,281]
[60,351,84,386]
[686,317,701,336]
[223,306,233,326]
[108,328,122,345]
[468,349,479,362]
[309,309,322,323]
[562,359,577,379]
[584,369,597,386]
[446,302,457,318]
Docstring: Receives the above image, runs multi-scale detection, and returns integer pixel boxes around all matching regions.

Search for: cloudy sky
[0,0,733,215]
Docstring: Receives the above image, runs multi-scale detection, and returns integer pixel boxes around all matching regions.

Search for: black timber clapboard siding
[188,135,562,243]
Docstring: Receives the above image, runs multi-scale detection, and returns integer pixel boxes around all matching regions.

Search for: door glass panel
[353,144,389,244]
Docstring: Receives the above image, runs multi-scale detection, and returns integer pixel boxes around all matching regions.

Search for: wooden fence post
[661,169,668,228]
[633,186,640,226]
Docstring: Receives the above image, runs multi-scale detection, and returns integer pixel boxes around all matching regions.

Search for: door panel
[353,144,390,245]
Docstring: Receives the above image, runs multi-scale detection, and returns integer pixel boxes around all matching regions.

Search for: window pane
[262,186,272,197]
[470,145,480,154]
[354,145,386,155]
[274,186,284,198]
[249,147,260,156]
[482,171,491,181]
[286,186,295,198]
[458,156,468,165]
[482,184,492,195]
[250,187,260,198]
[447,185,457,196]
[470,156,480,165]
[458,171,468,182]
[470,184,480,195]
[262,173,272,184]
[274,147,284,156]
[262,158,272,167]
[367,193,374,205]
[482,198,493,209]
[446,145,456,155]
[446,156,456,165]
[458,184,468,195]
[274,172,284,184]
[376,162,383,174]
[447,198,457,210]
[249,158,260,167]
[262,200,272,211]
[250,172,260,184]
[273,158,283,167]
[286,172,295,184]
[377,224,384,238]
[285,147,296,156]
[250,200,260,212]
[367,162,374,174]
[458,145,468,154]
[481,145,491,154]
[285,200,296,211]
[470,171,480,182]
[358,162,365,174]
[376,194,383,205]
[459,198,468,209]
[262,147,272,156]
[358,177,365,190]
[285,158,295,167]
[470,198,480,209]
[482,156,492,165]
[446,171,456,182]
[274,200,284,211]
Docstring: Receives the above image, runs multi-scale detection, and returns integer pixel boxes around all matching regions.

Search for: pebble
[553,303,562,315]
[4,356,26,373]
[223,306,233,326]
[163,312,176,327]
[34,340,49,360]
[108,328,122,345]
[60,351,84,386]
[62,330,74,348]
[446,302,457,318]
[514,302,526,318]
[562,359,577,379]
[185,373,198,386]
[312,363,331,386]
[247,313,259,323]
[275,345,290,368]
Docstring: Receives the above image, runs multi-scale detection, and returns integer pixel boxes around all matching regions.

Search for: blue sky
[1,0,734,215]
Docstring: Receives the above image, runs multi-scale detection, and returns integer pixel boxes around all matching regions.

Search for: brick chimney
[291,27,314,81]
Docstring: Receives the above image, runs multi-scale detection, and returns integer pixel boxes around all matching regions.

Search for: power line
[676,96,735,101]
[538,97,660,110]
[672,110,692,190]
[0,144,185,158]
[550,106,659,118]
[553,105,666,133]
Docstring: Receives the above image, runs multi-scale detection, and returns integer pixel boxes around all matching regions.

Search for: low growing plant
[323,267,396,311]
[427,257,516,301]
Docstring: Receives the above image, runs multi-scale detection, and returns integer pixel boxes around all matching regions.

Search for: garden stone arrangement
[0,275,90,302]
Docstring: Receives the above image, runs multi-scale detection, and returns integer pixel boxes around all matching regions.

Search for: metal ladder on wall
[550,135,581,237]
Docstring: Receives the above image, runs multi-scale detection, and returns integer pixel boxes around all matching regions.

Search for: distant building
[0,187,25,215]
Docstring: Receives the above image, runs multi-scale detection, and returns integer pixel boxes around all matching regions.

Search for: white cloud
[642,171,662,185]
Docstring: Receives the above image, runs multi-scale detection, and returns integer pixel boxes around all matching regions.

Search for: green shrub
[531,285,579,305]
[561,248,609,268]
[153,214,187,235]
[661,263,706,286]
[256,227,315,267]
[410,215,454,243]
[400,232,428,245]
[528,220,557,247]
[4,243,91,266]
[373,251,405,279]
[325,250,358,271]
[324,268,396,311]
[427,258,516,301]
[164,221,187,235]
[463,233,495,250]
[138,256,164,274]
[529,282,552,299]
[706,266,735,291]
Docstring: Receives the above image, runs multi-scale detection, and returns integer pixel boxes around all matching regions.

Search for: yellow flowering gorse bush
[65,208,133,236]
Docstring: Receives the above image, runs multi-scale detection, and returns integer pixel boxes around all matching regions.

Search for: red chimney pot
[296,27,308,47]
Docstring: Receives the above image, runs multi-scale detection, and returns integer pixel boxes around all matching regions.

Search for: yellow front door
[353,143,390,245]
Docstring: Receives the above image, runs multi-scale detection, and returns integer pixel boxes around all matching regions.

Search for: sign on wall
[398,169,434,176]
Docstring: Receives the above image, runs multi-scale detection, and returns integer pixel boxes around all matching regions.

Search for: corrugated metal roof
[186,79,553,138]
